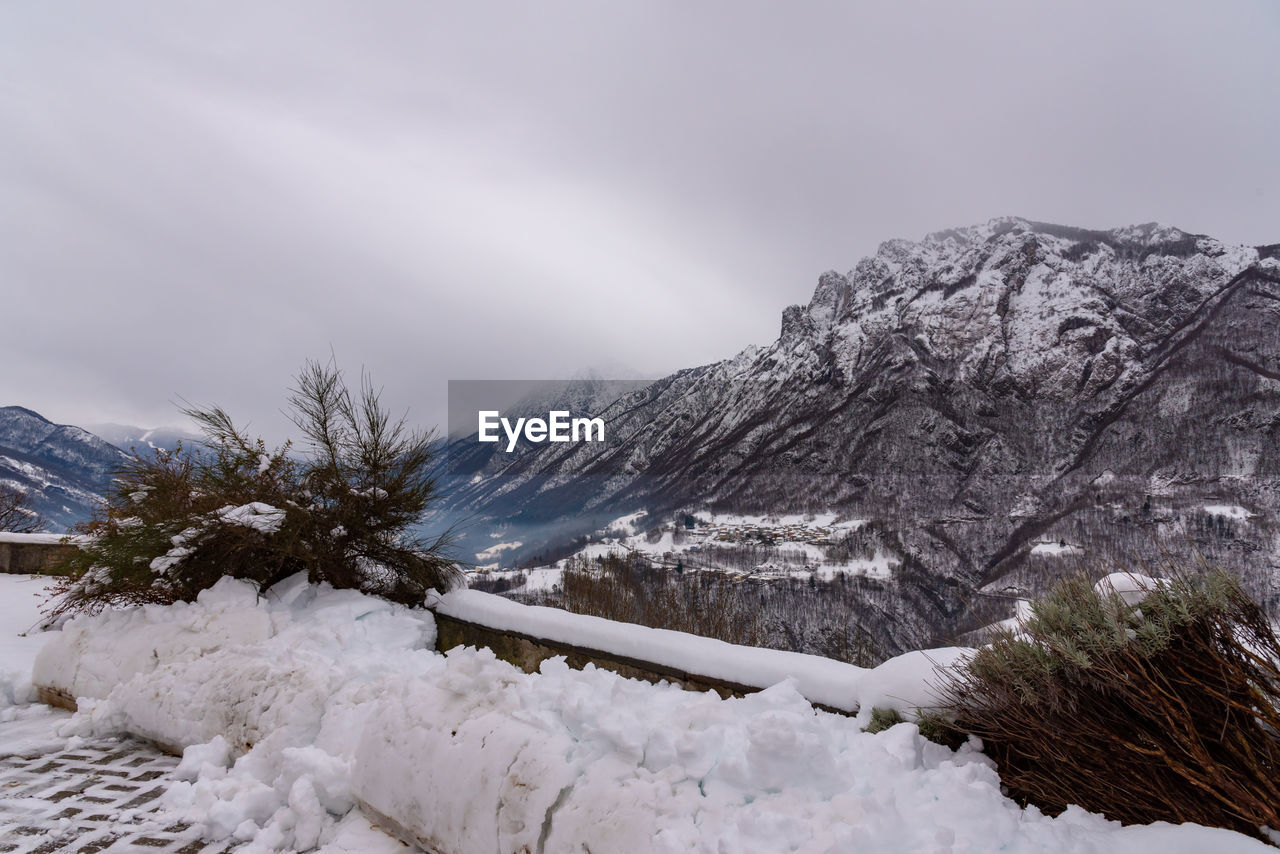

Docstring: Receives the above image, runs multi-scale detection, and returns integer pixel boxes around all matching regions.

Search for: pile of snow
[0,574,60,708]
[9,578,1269,852]
[35,576,435,851]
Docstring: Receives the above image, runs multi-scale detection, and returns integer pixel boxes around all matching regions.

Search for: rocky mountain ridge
[437,218,1280,652]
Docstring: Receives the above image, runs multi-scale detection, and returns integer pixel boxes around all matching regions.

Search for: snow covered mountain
[436,218,1280,652]
[0,406,129,531]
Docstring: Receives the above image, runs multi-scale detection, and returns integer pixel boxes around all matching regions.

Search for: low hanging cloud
[1,1,1276,442]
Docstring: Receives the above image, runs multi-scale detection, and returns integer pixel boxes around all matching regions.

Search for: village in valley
[471,511,903,588]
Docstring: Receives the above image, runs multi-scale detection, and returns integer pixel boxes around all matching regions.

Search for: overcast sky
[2,1,1277,443]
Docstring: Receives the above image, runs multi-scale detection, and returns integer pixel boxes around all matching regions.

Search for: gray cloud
[2,1,1277,442]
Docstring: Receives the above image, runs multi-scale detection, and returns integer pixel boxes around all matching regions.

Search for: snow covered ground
[4,574,1275,852]
[1029,540,1081,557]
[0,575,404,852]
[1202,504,1253,521]
[0,574,69,751]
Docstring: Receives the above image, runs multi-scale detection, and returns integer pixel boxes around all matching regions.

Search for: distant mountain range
[0,409,206,531]
[433,218,1280,653]
[0,407,129,531]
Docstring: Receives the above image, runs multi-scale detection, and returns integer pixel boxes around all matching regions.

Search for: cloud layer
[2,1,1276,440]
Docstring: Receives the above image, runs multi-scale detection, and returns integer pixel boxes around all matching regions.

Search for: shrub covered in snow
[49,359,460,616]
[940,569,1280,841]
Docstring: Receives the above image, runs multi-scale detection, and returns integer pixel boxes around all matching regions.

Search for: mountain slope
[437,218,1280,652]
[0,407,129,531]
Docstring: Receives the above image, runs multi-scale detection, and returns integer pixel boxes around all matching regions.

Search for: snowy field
[3,573,1274,853]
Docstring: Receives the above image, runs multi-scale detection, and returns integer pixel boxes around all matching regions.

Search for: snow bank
[35,577,276,701]
[24,578,1273,853]
[0,574,60,708]
[36,575,437,850]
[357,652,1266,854]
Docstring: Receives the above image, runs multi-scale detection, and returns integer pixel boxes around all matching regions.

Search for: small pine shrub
[48,360,460,617]
[940,570,1280,840]
[863,706,904,734]
[862,706,965,749]
[915,711,966,750]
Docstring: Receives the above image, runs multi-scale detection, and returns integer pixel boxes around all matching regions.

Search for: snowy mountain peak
[435,218,1280,654]
[767,219,1263,408]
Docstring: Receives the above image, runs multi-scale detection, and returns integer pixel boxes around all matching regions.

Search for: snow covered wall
[432,588,971,716]
[26,577,1274,853]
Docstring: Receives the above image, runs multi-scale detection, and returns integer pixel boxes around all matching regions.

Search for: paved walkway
[0,735,235,854]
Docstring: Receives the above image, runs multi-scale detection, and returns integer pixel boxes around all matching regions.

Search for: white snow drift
[15,576,1271,854]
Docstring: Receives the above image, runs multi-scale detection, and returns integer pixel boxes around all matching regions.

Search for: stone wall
[0,538,79,575]
[434,610,767,702]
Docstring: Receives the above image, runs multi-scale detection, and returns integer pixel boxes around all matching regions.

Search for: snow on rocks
[20,577,1274,853]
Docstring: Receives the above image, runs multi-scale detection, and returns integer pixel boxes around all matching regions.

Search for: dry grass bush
[940,569,1280,841]
[48,360,460,618]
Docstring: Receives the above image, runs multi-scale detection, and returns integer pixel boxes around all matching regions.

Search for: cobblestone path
[0,736,235,854]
